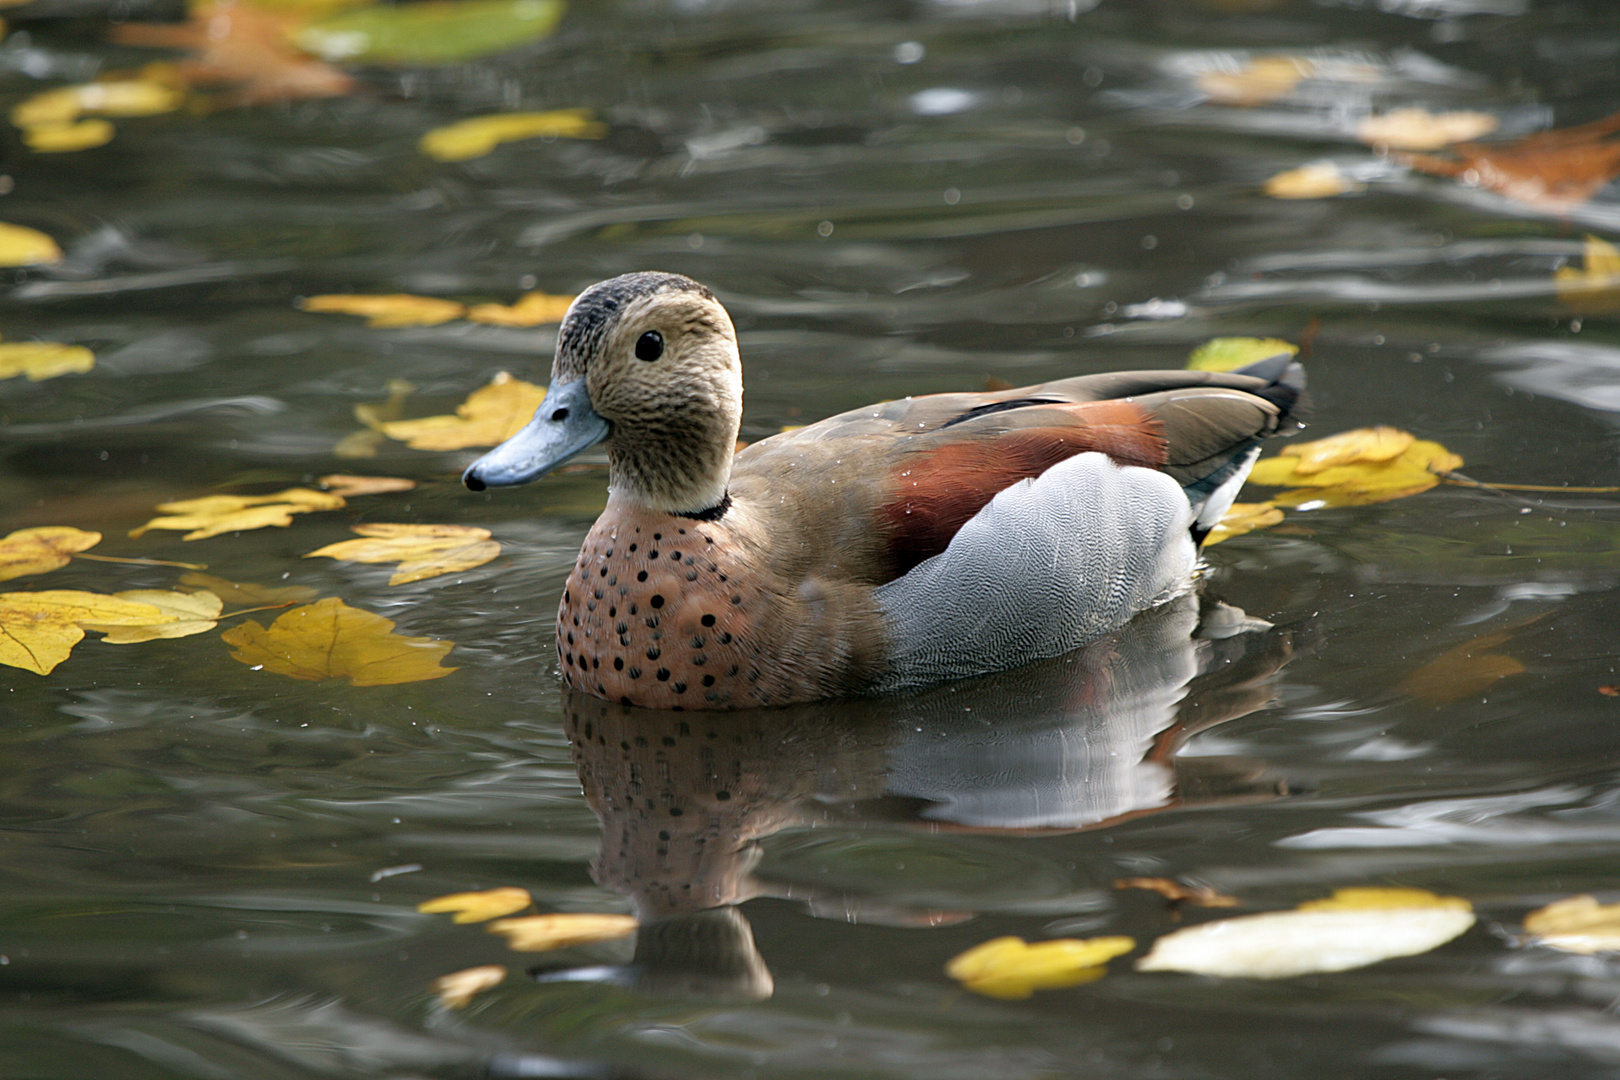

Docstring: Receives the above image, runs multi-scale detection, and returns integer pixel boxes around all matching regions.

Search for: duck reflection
[551,593,1298,1001]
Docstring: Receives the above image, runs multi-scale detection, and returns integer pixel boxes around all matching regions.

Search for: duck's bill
[462,378,610,491]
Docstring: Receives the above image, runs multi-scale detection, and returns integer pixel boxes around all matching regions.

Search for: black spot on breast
[650,594,665,609]
[614,657,624,670]
[702,674,715,687]
[629,666,642,678]
[656,668,670,681]
[673,682,686,693]
[637,571,648,582]
[646,647,661,660]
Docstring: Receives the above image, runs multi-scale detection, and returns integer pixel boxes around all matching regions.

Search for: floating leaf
[0,342,96,381]
[1249,429,1462,507]
[485,912,638,952]
[306,524,500,585]
[1204,502,1283,546]
[1356,108,1499,151]
[432,965,506,1009]
[380,371,545,451]
[1402,108,1620,210]
[23,119,116,153]
[221,597,456,685]
[1116,877,1240,908]
[337,378,417,459]
[1286,426,1414,475]
[0,222,62,266]
[1196,56,1308,107]
[1523,895,1620,955]
[298,0,565,64]
[1400,630,1525,706]
[300,293,467,328]
[131,488,346,541]
[418,887,533,924]
[946,935,1136,1000]
[0,590,179,675]
[466,291,576,326]
[1136,888,1474,979]
[12,79,184,129]
[420,109,607,162]
[0,527,101,582]
[1554,235,1620,314]
[1264,162,1360,200]
[1186,337,1298,373]
[178,572,317,606]
[86,588,223,643]
[318,474,418,497]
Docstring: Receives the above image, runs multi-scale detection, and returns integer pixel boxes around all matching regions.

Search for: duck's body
[466,272,1302,710]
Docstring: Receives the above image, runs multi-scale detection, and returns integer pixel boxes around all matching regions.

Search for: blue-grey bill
[462,377,610,490]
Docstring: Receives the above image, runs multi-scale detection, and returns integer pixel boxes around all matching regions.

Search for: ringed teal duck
[464,272,1303,710]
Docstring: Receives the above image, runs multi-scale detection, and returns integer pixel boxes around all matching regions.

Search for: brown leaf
[306,523,500,585]
[220,596,456,685]
[1402,108,1620,210]
[380,371,545,451]
[0,526,101,582]
[318,474,418,497]
[1401,632,1525,706]
[1116,877,1240,908]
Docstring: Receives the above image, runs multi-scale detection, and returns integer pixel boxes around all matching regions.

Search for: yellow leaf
[23,119,115,153]
[1356,108,1499,151]
[1186,337,1298,373]
[380,371,545,451]
[0,342,96,381]
[317,474,418,497]
[1297,887,1472,912]
[945,936,1136,1000]
[1282,426,1415,475]
[0,222,62,266]
[432,964,506,1009]
[306,523,500,585]
[86,588,223,643]
[1400,632,1525,706]
[1116,878,1241,907]
[419,109,607,162]
[337,378,416,457]
[1248,430,1462,507]
[485,912,638,952]
[1264,162,1360,199]
[130,487,346,541]
[220,596,456,686]
[465,291,576,327]
[1203,502,1283,546]
[9,88,80,129]
[300,293,467,328]
[1523,895,1620,954]
[178,572,317,607]
[418,886,533,924]
[1196,56,1309,107]
[1554,235,1620,314]
[0,526,101,582]
[0,589,177,674]
[11,79,183,128]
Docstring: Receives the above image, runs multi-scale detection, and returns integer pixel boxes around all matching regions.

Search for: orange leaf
[1402,108,1620,210]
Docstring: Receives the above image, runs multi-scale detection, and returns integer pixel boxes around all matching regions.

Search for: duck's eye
[635,330,664,362]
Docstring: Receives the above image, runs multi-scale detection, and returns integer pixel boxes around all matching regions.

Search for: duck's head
[463,272,742,516]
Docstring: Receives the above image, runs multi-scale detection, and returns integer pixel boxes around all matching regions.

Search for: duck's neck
[607,418,738,517]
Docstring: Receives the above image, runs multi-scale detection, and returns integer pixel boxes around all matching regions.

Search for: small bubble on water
[893,41,924,64]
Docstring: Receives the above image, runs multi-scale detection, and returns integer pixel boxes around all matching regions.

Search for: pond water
[6,0,1620,1075]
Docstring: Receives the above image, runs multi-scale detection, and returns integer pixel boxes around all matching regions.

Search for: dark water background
[6,0,1620,1076]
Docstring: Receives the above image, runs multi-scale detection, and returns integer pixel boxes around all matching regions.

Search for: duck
[464,271,1303,711]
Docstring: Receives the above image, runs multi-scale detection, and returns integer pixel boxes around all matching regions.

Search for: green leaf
[298,0,565,64]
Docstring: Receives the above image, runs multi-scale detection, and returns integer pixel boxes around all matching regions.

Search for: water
[6,0,1620,1075]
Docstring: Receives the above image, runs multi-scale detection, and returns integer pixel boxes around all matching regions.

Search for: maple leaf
[380,371,545,451]
[178,571,317,606]
[84,588,224,643]
[0,590,181,674]
[1203,502,1283,546]
[0,527,101,582]
[130,487,346,541]
[221,596,456,685]
[306,523,500,585]
[1249,428,1462,507]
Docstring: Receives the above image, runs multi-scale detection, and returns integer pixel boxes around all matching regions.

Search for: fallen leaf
[946,936,1136,1000]
[23,119,116,153]
[1136,888,1474,979]
[297,0,565,64]
[1402,108,1620,211]
[380,371,545,451]
[0,589,180,674]
[300,293,467,328]
[1197,56,1309,107]
[11,79,184,129]
[1203,502,1283,546]
[318,474,418,497]
[1264,161,1360,200]
[130,487,347,541]
[1282,426,1415,475]
[1523,895,1620,954]
[1554,234,1620,314]
[1186,337,1298,373]
[86,588,223,643]
[222,597,456,686]
[485,912,638,952]
[337,378,417,459]
[465,291,576,327]
[0,222,62,266]
[419,109,607,162]
[1249,429,1462,507]
[432,965,506,1009]
[418,886,533,924]
[1400,631,1525,706]
[178,572,317,607]
[1356,108,1499,151]
[1600,685,1620,697]
[306,523,500,585]
[0,342,96,381]
[1116,877,1240,907]
[0,527,102,582]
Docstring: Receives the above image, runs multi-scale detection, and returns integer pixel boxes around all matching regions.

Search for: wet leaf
[380,371,545,451]
[1400,631,1525,706]
[337,378,417,459]
[130,488,347,541]
[1136,888,1474,979]
[1203,502,1283,546]
[298,0,565,64]
[1523,895,1620,954]
[1197,56,1308,107]
[465,291,577,326]
[221,597,457,686]
[1283,426,1415,475]
[0,342,96,381]
[1355,108,1499,151]
[432,965,506,1009]
[1249,429,1462,507]
[179,572,317,607]
[1264,161,1360,199]
[1554,235,1620,313]
[12,79,184,129]
[420,109,607,162]
[86,588,223,643]
[1402,108,1620,210]
[419,887,532,923]
[300,293,466,328]
[485,912,638,952]
[0,526,101,582]
[946,936,1136,1000]
[0,590,180,675]
[306,524,500,585]
[0,222,62,266]
[23,119,115,153]
[1186,337,1298,373]
[1116,878,1240,908]
[318,474,418,497]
